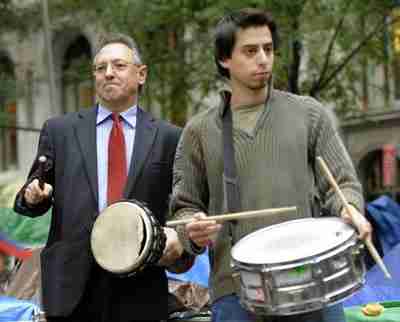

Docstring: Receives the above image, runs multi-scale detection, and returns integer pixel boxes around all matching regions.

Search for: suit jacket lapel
[124,107,158,197]
[74,106,98,210]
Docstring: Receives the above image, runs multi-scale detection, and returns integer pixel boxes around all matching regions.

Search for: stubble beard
[248,78,269,91]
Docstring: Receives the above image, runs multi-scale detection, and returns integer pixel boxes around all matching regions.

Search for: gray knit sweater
[170,88,364,303]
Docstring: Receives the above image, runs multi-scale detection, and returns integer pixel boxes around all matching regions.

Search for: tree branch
[310,1,352,96]
[311,14,399,97]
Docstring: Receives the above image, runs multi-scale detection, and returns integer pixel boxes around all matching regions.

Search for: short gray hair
[94,32,143,64]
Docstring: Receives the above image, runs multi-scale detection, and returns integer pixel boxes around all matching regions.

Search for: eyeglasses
[93,60,139,74]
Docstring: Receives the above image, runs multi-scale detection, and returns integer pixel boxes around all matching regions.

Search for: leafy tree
[71,0,397,119]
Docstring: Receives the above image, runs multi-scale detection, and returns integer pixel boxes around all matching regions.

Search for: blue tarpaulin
[167,249,210,288]
[344,231,400,306]
[0,296,39,322]
[340,196,400,305]
[366,195,400,254]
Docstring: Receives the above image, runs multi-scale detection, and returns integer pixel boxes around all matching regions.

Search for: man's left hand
[340,204,372,241]
[157,227,183,267]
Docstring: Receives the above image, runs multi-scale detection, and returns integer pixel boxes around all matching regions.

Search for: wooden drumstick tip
[365,239,392,279]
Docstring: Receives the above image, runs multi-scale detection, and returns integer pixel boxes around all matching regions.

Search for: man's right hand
[24,179,53,206]
[185,212,222,248]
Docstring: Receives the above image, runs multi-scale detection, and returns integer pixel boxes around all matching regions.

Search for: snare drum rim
[231,217,357,266]
[232,235,361,271]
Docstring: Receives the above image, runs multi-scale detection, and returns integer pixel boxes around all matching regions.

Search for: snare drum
[91,200,166,277]
[231,217,365,316]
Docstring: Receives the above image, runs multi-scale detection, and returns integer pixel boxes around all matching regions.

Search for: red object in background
[382,144,397,187]
[0,232,32,260]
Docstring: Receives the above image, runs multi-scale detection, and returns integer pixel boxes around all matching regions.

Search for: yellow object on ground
[345,301,400,322]
[362,303,384,316]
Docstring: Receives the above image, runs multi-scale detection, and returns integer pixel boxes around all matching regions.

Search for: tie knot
[111,113,121,122]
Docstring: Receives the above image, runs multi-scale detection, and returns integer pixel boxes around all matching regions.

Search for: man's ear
[219,59,230,69]
[137,64,147,85]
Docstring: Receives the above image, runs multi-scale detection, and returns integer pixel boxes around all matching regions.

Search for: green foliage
[0,0,41,34]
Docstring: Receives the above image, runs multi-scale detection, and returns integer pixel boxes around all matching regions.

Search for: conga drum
[231,217,366,315]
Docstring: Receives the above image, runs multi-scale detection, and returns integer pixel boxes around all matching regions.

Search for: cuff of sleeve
[331,189,364,216]
[175,208,206,256]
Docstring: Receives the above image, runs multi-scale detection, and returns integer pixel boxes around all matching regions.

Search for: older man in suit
[14,33,182,322]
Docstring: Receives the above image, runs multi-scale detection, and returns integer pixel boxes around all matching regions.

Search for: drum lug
[352,243,364,256]
[314,266,323,276]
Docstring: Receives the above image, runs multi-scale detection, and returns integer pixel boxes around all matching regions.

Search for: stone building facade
[0,23,97,185]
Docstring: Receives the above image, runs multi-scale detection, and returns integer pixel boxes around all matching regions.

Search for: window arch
[62,36,93,113]
[359,147,400,202]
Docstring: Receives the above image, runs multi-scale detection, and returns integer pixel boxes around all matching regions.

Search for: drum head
[91,201,147,274]
[231,217,355,265]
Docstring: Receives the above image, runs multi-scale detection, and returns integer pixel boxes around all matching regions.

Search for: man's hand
[340,204,372,241]
[185,212,222,248]
[158,227,183,267]
[24,179,53,206]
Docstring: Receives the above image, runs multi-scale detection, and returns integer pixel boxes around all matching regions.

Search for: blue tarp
[343,243,400,307]
[340,196,400,306]
[366,195,400,254]
[0,296,40,322]
[167,249,210,288]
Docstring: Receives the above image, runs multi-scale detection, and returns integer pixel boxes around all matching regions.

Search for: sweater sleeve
[170,121,209,255]
[309,103,364,216]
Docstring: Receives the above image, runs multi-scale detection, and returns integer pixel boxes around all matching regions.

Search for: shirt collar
[97,104,138,129]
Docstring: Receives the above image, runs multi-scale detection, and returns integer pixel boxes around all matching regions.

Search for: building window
[361,147,400,202]
[62,36,93,113]
[0,55,17,171]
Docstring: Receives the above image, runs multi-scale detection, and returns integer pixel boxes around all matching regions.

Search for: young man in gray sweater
[170,8,372,322]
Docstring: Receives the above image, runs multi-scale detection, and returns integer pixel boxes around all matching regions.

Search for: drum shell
[231,217,366,316]
[91,200,166,277]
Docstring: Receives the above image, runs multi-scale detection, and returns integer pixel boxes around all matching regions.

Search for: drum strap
[221,92,240,241]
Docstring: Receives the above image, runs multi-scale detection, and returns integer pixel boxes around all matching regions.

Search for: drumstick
[37,156,47,190]
[166,206,297,227]
[316,156,392,279]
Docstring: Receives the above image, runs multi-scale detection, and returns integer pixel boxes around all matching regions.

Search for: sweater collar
[217,78,275,118]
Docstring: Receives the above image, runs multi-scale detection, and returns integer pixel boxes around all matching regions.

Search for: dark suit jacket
[14,106,181,320]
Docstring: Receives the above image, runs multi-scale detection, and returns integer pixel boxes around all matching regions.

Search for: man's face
[220,26,274,92]
[93,43,147,111]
